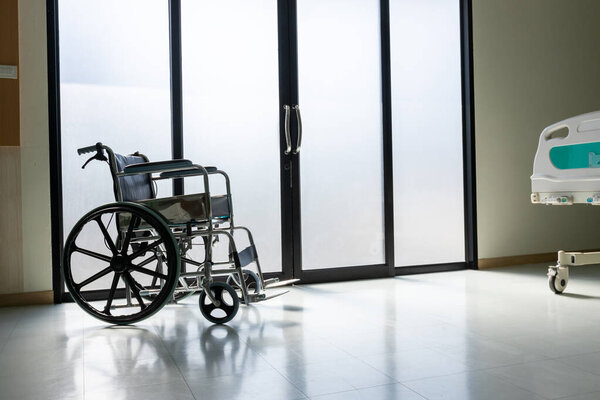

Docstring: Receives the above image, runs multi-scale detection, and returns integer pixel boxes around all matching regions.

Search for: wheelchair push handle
[77,143,102,155]
[78,142,108,169]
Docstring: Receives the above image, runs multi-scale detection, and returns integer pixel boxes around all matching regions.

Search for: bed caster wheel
[548,266,569,294]
[199,282,239,324]
[226,269,261,304]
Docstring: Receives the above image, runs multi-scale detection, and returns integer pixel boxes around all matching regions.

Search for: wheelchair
[63,143,297,324]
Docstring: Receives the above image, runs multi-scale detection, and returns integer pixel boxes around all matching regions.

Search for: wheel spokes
[74,247,112,263]
[120,215,140,254]
[65,204,179,324]
[104,273,121,314]
[76,266,112,291]
[123,272,146,310]
[136,254,158,268]
[204,286,235,318]
[220,303,235,316]
[95,217,118,255]
[130,264,168,280]
[204,286,224,314]
[128,238,163,260]
[217,286,235,315]
[203,300,217,314]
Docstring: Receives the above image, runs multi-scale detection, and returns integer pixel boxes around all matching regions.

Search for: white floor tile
[85,381,195,400]
[404,370,546,400]
[276,358,396,397]
[1,263,600,399]
[360,347,471,382]
[310,384,426,400]
[487,359,600,399]
[554,351,600,375]
[185,369,308,400]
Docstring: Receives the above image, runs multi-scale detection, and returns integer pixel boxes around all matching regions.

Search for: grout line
[401,368,553,400]
[396,382,430,400]
[254,351,310,397]
[306,388,357,400]
[149,319,199,400]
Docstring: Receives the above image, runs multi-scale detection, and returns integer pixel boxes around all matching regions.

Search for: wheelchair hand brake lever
[81,156,95,169]
[81,151,108,169]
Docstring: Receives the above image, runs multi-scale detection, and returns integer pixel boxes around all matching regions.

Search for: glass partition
[390,0,465,266]
[297,0,385,270]
[180,0,282,273]
[59,0,172,289]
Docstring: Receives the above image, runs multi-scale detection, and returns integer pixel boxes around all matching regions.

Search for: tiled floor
[3,263,600,399]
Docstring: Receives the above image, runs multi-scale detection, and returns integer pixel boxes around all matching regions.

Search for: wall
[0,0,51,297]
[18,0,52,292]
[0,0,24,293]
[473,0,600,259]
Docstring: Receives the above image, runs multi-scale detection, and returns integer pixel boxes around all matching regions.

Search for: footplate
[247,290,289,303]
[264,278,300,289]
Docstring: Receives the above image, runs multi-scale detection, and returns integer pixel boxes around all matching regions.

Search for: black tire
[226,269,261,304]
[63,202,180,324]
[549,275,566,294]
[199,282,239,324]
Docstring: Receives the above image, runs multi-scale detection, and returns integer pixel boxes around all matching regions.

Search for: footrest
[264,278,299,289]
[250,290,289,303]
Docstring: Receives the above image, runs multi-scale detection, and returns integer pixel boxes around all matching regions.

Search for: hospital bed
[531,111,600,293]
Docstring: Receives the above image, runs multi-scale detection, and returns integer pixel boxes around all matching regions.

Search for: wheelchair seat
[137,193,230,225]
[112,152,231,225]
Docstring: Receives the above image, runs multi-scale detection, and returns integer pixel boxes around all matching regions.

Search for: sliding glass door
[52,0,473,299]
[179,0,388,280]
[297,0,386,271]
[390,0,466,267]
[180,0,283,274]
[58,0,172,291]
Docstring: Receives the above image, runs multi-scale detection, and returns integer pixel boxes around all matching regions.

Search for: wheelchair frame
[62,143,297,324]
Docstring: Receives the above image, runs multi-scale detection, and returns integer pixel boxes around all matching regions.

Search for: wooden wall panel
[0,147,24,294]
[0,0,20,146]
[0,291,53,307]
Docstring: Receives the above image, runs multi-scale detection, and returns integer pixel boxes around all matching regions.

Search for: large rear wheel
[63,203,180,324]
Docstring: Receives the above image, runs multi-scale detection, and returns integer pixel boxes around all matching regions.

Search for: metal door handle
[293,105,302,154]
[284,105,291,155]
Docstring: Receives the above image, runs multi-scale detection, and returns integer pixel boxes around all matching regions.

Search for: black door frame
[47,0,477,303]
[281,0,394,284]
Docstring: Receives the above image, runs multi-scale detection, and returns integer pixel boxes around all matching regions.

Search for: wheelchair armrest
[122,159,193,174]
[159,167,218,179]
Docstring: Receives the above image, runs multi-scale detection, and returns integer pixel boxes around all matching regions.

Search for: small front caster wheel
[199,282,239,324]
[226,269,261,304]
[548,266,568,294]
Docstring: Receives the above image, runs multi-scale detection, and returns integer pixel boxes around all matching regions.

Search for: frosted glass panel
[181,1,282,273]
[297,0,385,269]
[59,0,171,289]
[391,0,465,266]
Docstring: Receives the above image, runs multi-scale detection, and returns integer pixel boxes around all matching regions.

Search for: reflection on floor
[4,264,600,399]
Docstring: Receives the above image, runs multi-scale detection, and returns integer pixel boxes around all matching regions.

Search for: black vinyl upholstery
[114,154,154,202]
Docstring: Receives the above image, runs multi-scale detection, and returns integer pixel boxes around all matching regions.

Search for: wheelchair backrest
[112,153,154,202]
